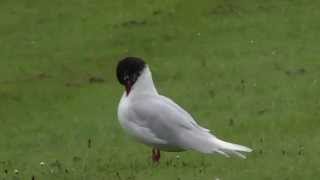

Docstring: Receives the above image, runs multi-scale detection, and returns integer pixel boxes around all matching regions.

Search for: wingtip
[243,147,253,153]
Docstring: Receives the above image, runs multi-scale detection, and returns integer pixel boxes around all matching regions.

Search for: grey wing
[131,95,210,147]
[159,95,210,132]
[130,95,252,157]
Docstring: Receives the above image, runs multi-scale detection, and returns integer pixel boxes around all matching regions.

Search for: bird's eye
[123,74,129,81]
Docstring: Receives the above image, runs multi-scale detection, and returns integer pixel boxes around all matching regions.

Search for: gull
[116,57,252,162]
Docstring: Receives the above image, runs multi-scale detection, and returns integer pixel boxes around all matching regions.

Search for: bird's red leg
[152,148,161,163]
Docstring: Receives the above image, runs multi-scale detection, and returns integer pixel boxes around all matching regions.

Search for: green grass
[1,0,320,179]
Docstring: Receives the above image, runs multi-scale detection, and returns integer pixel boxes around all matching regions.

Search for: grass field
[1,0,320,179]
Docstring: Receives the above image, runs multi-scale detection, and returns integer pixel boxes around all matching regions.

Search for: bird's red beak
[125,80,132,96]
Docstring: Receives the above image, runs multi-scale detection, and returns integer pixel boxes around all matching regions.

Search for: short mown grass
[0,0,319,179]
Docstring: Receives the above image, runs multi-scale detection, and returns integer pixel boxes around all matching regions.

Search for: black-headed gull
[116,57,252,162]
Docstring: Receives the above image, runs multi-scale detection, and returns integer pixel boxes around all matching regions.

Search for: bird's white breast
[117,93,151,143]
[117,93,131,132]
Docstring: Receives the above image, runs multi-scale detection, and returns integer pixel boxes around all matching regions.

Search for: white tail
[183,131,252,158]
[210,138,252,159]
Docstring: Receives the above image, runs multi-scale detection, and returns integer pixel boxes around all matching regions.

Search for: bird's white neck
[130,66,158,96]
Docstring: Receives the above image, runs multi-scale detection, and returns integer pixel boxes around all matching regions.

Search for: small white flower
[175,155,180,159]
[40,162,45,166]
[14,169,19,174]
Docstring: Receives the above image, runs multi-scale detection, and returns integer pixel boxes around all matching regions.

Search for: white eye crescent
[124,75,130,81]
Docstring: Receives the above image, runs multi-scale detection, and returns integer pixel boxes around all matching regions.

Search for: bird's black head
[116,57,146,95]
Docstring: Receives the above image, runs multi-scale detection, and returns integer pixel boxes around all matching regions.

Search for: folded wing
[130,94,252,157]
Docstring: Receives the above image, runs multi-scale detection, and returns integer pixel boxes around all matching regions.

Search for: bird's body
[116,57,252,162]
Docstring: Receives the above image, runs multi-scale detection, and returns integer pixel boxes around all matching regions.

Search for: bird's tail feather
[184,132,252,158]
[211,138,252,159]
[209,137,252,159]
